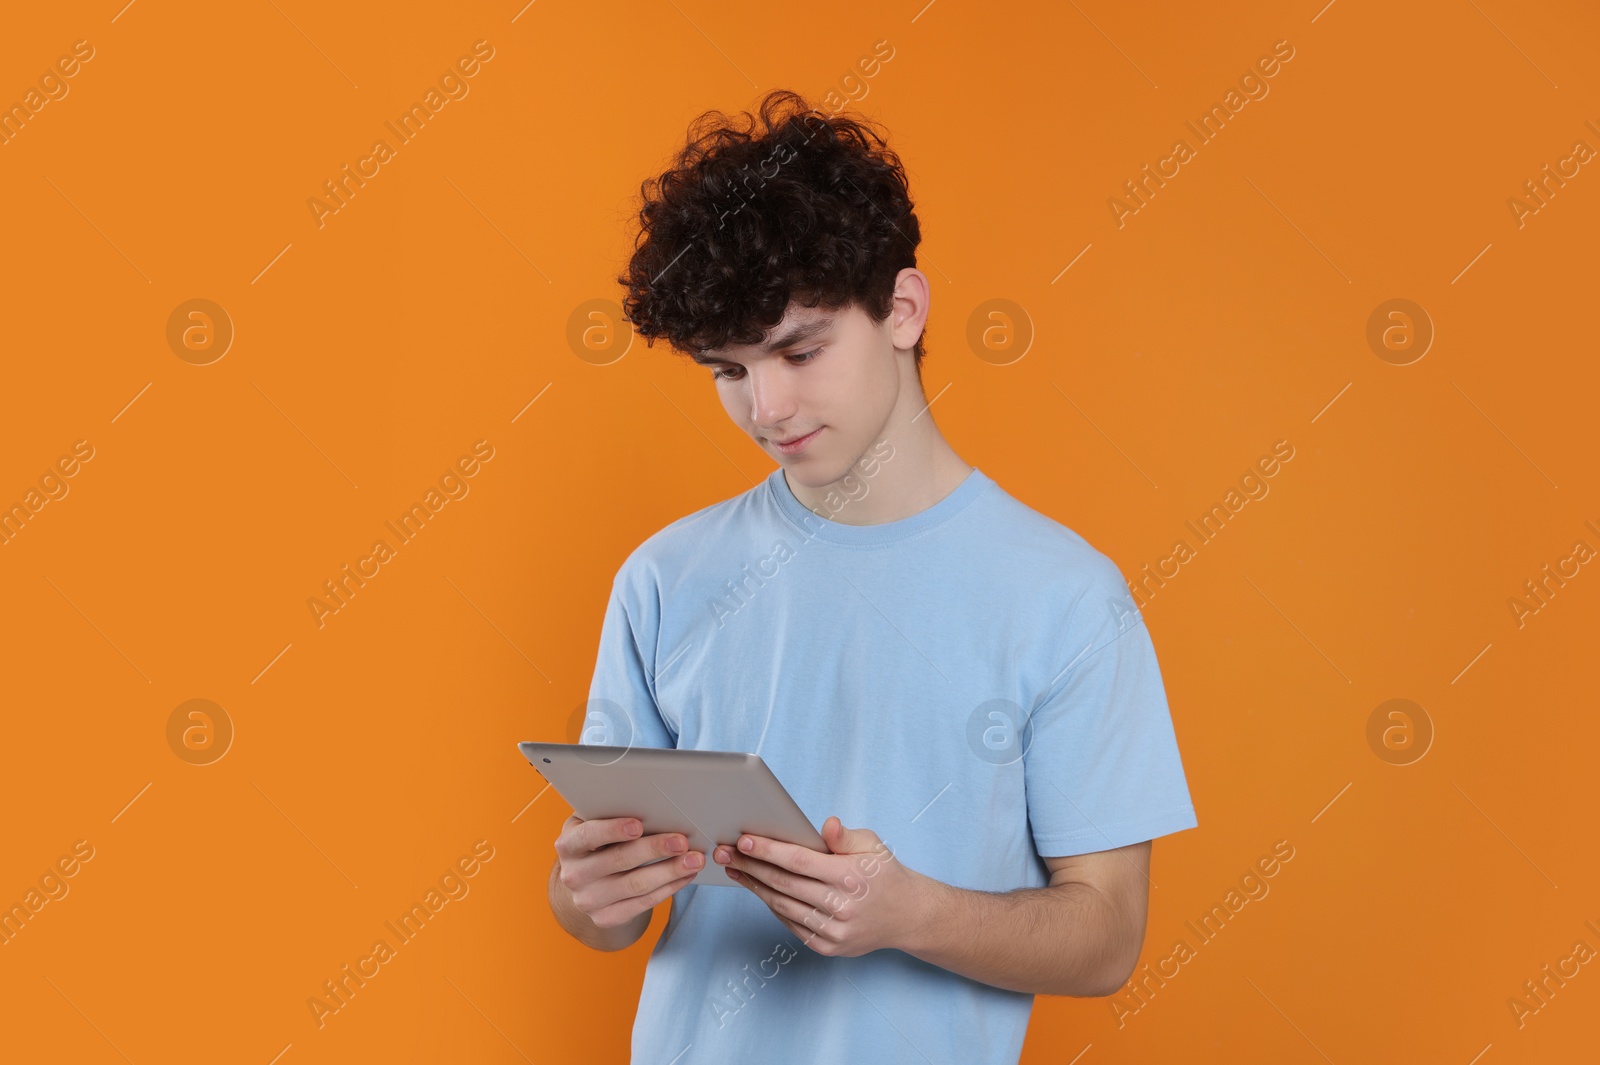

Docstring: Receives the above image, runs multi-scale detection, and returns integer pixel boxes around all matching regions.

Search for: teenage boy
[548,89,1198,1065]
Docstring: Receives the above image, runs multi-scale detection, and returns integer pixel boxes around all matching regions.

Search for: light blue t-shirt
[584,463,1198,1065]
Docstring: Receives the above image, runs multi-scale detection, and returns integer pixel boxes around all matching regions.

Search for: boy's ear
[889,268,930,352]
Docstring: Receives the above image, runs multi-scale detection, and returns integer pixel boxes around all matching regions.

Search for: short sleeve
[1021,562,1198,858]
[582,559,677,751]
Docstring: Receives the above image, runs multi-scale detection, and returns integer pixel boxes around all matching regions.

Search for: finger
[578,816,643,854]
[602,832,692,877]
[724,852,830,908]
[731,833,829,879]
[589,869,698,929]
[598,849,703,908]
[554,814,583,857]
[728,867,830,931]
[774,912,829,950]
[822,818,882,856]
[767,895,839,951]
[556,815,621,859]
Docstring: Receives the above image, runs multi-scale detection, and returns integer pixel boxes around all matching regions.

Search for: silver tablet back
[518,742,827,886]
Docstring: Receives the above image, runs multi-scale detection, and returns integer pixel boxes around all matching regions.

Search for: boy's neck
[784,413,973,527]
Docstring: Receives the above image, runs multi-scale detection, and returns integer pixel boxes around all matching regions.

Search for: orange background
[2,1,1596,1062]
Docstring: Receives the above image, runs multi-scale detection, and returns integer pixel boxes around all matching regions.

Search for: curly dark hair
[617,89,924,371]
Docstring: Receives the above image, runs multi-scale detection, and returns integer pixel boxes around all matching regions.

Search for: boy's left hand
[713,815,935,957]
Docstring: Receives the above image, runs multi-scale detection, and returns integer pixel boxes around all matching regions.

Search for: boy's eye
[709,349,820,381]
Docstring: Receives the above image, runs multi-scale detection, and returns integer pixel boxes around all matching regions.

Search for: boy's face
[695,299,904,488]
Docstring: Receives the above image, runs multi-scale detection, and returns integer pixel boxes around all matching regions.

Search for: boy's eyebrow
[689,313,837,364]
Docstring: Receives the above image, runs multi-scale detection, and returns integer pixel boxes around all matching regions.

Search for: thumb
[822,816,875,854]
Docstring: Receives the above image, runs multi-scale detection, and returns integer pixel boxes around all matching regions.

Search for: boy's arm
[715,820,1151,997]
[900,842,1151,997]
[548,560,681,950]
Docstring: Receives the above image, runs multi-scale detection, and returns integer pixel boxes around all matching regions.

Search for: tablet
[518,741,827,887]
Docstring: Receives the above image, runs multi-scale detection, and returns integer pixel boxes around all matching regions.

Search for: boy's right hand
[554,814,704,929]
